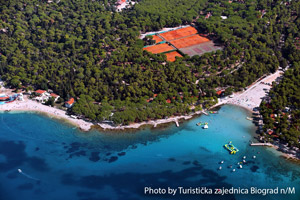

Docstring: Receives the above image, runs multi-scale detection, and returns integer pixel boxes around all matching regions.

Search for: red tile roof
[216,90,223,96]
[166,99,171,103]
[51,93,59,98]
[66,98,74,105]
[35,90,46,94]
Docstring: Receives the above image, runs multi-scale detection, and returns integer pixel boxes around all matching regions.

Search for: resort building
[34,89,60,103]
[116,0,135,12]
[35,90,47,96]
[65,98,75,108]
[34,90,51,103]
[50,93,60,102]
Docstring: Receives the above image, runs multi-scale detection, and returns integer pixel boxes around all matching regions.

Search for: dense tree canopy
[0,0,299,124]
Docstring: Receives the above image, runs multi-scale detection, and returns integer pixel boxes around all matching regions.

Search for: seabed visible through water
[0,105,299,200]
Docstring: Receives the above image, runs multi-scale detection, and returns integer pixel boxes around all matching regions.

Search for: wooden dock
[250,143,273,147]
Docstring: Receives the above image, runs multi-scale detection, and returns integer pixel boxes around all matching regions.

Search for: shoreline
[98,69,283,130]
[0,98,93,131]
[1,69,298,160]
[0,69,283,132]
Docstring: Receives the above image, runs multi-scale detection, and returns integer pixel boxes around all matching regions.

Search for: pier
[250,143,273,147]
[174,119,179,127]
[202,111,209,116]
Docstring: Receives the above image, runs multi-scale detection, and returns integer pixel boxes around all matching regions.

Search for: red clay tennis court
[143,43,175,54]
[159,26,198,41]
[151,35,163,43]
[165,51,183,62]
[170,35,210,49]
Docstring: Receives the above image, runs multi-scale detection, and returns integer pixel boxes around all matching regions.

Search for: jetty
[250,143,273,147]
[174,119,179,127]
[202,111,209,116]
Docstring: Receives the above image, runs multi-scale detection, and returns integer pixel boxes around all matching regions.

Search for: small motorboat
[243,160,246,163]
[203,124,208,129]
[18,169,22,173]
[253,156,256,159]
[239,165,243,169]
[220,161,224,164]
[219,166,222,170]
[243,156,246,159]
[196,122,201,126]
[232,169,236,172]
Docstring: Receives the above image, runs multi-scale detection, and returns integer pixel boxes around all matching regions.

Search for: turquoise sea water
[0,105,299,200]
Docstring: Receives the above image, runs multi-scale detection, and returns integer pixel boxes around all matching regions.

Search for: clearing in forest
[165,51,183,62]
[143,43,175,54]
[151,35,163,43]
[143,25,222,61]
[160,26,198,41]
[170,35,210,49]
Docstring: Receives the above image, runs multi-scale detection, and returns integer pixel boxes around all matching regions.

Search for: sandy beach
[0,96,93,131]
[215,69,284,112]
[0,69,284,132]
[1,70,298,160]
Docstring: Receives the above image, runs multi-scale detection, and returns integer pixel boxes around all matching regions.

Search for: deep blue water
[0,105,299,200]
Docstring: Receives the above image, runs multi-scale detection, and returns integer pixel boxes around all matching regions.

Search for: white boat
[219,166,222,170]
[253,156,256,159]
[18,169,22,173]
[239,165,243,169]
[203,124,208,129]
[220,161,224,164]
[243,156,246,159]
[232,169,236,172]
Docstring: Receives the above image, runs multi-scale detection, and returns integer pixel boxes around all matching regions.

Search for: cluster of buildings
[116,0,135,12]
[33,90,74,108]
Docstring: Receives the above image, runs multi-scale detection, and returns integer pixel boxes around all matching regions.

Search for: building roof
[50,93,59,98]
[66,98,74,105]
[216,90,223,95]
[35,90,46,94]
[117,0,126,4]
[166,99,171,103]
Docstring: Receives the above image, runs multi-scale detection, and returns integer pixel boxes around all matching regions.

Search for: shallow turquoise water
[0,105,299,200]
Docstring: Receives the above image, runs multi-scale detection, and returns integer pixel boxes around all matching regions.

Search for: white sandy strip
[98,115,194,130]
[0,69,284,131]
[99,70,284,130]
[0,98,93,131]
[214,70,284,112]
